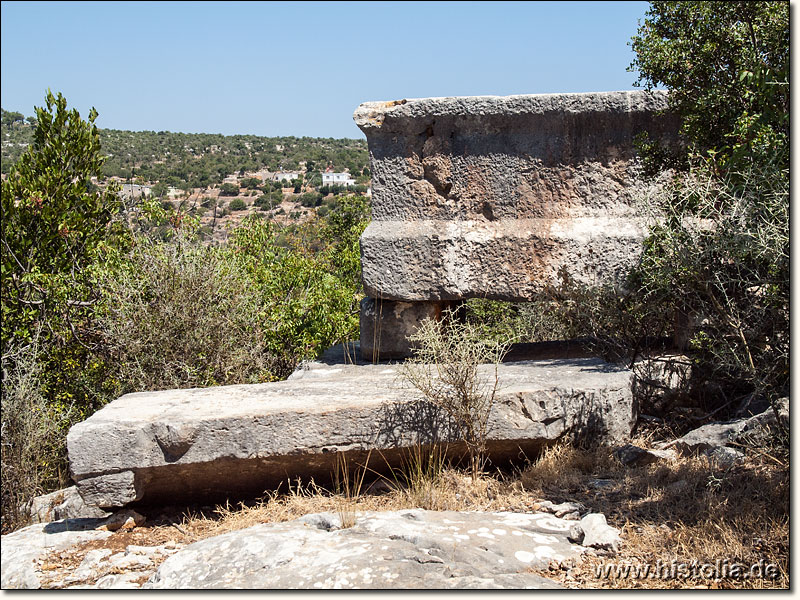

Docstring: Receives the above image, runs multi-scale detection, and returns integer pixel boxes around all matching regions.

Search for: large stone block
[67,359,635,509]
[354,91,678,301]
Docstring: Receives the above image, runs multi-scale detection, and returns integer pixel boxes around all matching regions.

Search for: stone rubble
[571,513,622,554]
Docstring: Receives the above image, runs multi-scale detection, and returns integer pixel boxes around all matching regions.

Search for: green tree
[1,91,126,361]
[629,1,789,174]
[1,109,24,126]
[229,197,246,211]
[1,91,129,525]
[151,181,169,198]
[219,182,240,196]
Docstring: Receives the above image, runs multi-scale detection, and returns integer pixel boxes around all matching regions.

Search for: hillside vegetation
[2,109,368,187]
[1,94,371,531]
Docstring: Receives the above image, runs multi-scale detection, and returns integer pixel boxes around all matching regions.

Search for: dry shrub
[99,238,284,392]
[518,442,615,501]
[401,310,511,479]
[1,339,72,533]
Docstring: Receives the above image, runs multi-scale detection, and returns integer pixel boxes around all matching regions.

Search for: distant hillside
[1,108,369,188]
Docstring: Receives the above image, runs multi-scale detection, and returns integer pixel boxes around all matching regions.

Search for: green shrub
[635,165,788,410]
[298,192,322,208]
[219,182,239,196]
[229,197,247,211]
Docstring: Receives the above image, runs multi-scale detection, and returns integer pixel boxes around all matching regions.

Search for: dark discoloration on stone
[359,297,457,360]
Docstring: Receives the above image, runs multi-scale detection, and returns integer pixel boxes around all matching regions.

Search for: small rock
[666,479,690,494]
[72,548,114,580]
[579,513,621,553]
[81,548,113,566]
[614,444,674,467]
[534,500,586,518]
[98,509,146,532]
[107,552,153,570]
[94,571,149,589]
[567,524,584,544]
[588,479,614,489]
[705,446,745,468]
[125,545,164,557]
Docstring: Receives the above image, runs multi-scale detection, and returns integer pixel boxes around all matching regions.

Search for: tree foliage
[1,91,126,368]
[630,1,789,174]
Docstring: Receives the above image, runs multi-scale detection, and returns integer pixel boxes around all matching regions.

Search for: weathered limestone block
[355,91,677,301]
[359,297,455,361]
[25,486,110,524]
[67,359,634,509]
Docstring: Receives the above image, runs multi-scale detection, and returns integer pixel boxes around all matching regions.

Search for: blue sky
[1,1,651,139]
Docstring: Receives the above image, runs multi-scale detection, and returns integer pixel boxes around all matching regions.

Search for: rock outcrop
[3,508,605,589]
[145,510,579,589]
[1,519,112,589]
[67,358,635,509]
[658,399,788,466]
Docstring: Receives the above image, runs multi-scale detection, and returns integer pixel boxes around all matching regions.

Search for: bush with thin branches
[400,310,511,480]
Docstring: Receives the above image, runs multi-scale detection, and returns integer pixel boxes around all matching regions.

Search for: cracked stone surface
[67,358,634,509]
[353,91,679,302]
[0,519,112,589]
[145,509,584,589]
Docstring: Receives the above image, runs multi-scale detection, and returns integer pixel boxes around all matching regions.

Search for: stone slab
[145,509,580,589]
[67,358,634,508]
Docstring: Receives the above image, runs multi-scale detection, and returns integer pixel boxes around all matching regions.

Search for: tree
[628,2,789,423]
[1,92,129,525]
[1,109,24,127]
[228,197,246,211]
[151,181,168,198]
[629,1,789,174]
[219,182,239,196]
[1,90,126,358]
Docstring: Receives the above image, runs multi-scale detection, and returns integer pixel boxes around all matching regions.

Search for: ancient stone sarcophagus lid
[354,91,677,303]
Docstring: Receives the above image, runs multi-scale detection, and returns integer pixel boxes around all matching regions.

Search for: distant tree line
[1,112,368,189]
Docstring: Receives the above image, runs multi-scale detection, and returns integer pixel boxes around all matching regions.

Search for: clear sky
[1,1,652,139]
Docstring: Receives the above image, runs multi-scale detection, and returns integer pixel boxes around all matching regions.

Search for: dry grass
[518,441,789,589]
[175,439,788,589]
[42,439,784,590]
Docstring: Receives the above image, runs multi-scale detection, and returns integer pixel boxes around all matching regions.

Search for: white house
[273,171,301,183]
[322,172,356,187]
